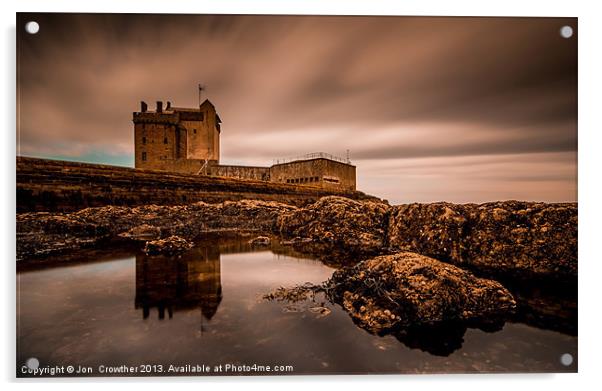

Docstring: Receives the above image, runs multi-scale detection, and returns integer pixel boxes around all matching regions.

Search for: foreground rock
[388,201,577,279]
[17,200,296,260]
[328,252,516,333]
[118,224,161,241]
[143,235,193,255]
[277,196,389,261]
[265,251,516,354]
[17,196,577,281]
[248,235,271,246]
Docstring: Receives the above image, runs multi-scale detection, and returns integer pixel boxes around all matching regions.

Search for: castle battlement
[133,98,355,191]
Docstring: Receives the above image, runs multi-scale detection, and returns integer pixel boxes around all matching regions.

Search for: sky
[16,14,577,204]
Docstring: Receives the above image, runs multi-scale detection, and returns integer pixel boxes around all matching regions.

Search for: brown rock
[143,235,193,255]
[17,200,296,260]
[248,236,271,246]
[328,252,516,333]
[118,224,161,241]
[388,201,577,279]
[278,196,389,260]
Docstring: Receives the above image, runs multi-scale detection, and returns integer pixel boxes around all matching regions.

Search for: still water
[17,238,577,376]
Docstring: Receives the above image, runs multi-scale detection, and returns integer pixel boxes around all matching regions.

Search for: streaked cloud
[17,14,577,203]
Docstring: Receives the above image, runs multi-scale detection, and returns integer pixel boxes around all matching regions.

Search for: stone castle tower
[132,98,356,190]
[133,99,221,172]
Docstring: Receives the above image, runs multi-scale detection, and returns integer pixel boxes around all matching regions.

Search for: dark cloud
[16,13,577,202]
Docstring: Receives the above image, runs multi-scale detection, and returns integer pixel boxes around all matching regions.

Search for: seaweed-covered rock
[118,224,162,241]
[388,201,577,278]
[281,237,313,246]
[328,252,516,333]
[248,235,271,246]
[17,200,297,260]
[143,235,193,255]
[277,196,389,260]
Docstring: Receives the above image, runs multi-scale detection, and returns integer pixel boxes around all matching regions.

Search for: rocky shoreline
[17,196,577,280]
[388,201,577,279]
[16,195,576,334]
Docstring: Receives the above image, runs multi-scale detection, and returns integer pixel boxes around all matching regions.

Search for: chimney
[166,101,172,110]
[156,101,163,113]
[140,101,148,113]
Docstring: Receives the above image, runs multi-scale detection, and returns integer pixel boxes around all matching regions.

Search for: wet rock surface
[118,224,162,241]
[17,200,296,260]
[328,252,516,333]
[17,196,577,281]
[248,235,271,246]
[143,235,193,255]
[388,201,577,279]
[265,251,516,355]
[277,196,389,262]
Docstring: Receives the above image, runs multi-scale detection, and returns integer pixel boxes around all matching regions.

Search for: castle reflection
[135,245,222,321]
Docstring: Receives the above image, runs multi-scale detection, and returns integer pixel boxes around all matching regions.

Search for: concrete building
[133,100,356,191]
[269,154,356,191]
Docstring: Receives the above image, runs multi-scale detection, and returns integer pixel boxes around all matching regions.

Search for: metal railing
[273,152,350,165]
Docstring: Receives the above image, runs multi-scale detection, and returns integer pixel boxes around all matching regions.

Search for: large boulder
[328,252,516,334]
[277,196,390,261]
[388,201,577,279]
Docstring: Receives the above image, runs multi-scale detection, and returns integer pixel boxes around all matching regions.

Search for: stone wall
[208,164,271,181]
[135,157,214,175]
[178,102,220,161]
[134,117,185,170]
[16,157,379,212]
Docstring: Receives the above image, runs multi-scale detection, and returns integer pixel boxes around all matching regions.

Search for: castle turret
[132,99,221,173]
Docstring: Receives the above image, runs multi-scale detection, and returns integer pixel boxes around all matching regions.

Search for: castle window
[141,152,147,161]
[142,137,146,145]
[193,129,197,134]
[164,137,168,144]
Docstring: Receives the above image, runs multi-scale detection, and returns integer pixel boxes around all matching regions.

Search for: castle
[133,100,356,191]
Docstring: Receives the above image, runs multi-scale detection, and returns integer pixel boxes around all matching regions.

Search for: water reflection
[135,247,222,321]
[16,237,578,375]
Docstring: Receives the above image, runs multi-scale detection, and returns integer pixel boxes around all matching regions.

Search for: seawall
[16,157,380,212]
